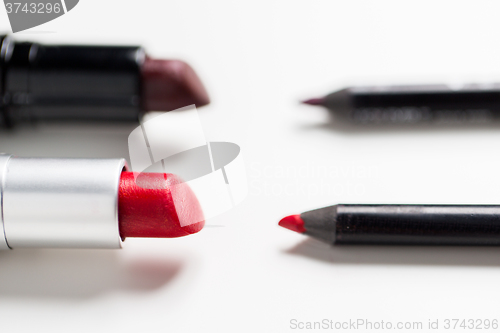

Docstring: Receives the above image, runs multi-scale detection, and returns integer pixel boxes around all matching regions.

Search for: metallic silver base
[0,154,126,249]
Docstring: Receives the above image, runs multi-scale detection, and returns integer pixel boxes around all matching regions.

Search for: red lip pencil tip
[278,215,306,234]
[301,98,325,106]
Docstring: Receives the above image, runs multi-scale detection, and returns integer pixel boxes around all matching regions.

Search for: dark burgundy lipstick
[0,35,210,128]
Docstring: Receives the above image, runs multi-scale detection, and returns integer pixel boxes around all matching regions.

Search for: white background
[2,1,500,332]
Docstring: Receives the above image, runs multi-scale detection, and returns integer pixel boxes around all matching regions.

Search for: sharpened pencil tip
[279,215,306,234]
[301,98,325,106]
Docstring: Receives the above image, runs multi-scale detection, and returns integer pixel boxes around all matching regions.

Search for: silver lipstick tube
[0,154,126,249]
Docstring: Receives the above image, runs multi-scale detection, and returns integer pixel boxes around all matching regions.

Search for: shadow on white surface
[286,238,500,266]
[298,114,500,135]
[0,249,182,299]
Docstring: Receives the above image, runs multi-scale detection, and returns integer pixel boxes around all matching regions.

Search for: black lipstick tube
[301,205,500,246]
[0,35,144,127]
[309,84,500,125]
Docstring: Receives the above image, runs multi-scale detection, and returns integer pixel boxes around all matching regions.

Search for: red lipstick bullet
[0,154,204,249]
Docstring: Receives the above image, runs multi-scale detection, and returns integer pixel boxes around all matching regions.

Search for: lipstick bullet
[0,154,204,249]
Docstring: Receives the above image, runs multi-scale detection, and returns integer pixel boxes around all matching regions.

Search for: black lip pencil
[303,83,500,125]
[280,205,500,246]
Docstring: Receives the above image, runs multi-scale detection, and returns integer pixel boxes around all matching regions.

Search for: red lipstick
[0,154,204,249]
[119,171,204,238]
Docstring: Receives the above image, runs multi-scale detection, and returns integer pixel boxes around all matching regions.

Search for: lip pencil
[0,154,204,249]
[0,35,210,128]
[279,204,500,245]
[303,83,500,125]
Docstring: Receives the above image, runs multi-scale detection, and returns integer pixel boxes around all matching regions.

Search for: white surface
[2,1,500,332]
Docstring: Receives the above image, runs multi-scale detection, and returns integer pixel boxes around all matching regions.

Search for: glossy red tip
[141,57,210,112]
[279,215,306,234]
[301,98,325,106]
[118,171,205,238]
